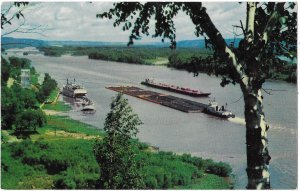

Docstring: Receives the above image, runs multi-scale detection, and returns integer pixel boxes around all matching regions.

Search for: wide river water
[7,51,297,189]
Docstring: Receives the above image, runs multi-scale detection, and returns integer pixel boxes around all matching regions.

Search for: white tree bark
[246,2,256,43]
[190,3,272,189]
[244,89,271,189]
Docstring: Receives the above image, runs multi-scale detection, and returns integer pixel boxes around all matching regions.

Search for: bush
[139,151,200,189]
[144,176,158,189]
[205,161,232,177]
[54,167,99,189]
[54,176,76,189]
[14,109,46,138]
[181,153,205,169]
[37,73,57,103]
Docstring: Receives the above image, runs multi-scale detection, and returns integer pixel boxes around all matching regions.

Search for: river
[7,50,297,189]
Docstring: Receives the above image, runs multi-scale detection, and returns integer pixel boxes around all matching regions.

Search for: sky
[1,2,246,42]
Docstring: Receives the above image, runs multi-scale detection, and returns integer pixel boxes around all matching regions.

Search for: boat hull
[203,108,235,118]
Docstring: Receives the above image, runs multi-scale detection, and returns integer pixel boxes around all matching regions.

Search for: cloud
[204,2,246,38]
[2,2,246,42]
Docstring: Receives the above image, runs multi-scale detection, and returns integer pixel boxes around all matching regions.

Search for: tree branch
[184,3,249,88]
[262,3,285,43]
[232,20,246,36]
[2,5,27,27]
[240,20,246,36]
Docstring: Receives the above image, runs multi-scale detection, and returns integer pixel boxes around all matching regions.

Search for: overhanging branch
[262,3,285,43]
[184,3,248,88]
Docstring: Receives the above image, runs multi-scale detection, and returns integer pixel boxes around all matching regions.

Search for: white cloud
[204,2,246,38]
[2,2,246,42]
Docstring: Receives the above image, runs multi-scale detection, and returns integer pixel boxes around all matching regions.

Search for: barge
[106,86,234,118]
[141,79,210,97]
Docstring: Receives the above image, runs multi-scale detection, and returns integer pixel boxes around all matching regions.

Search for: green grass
[42,101,71,112]
[174,174,231,189]
[6,77,15,87]
[145,57,169,65]
[47,88,59,103]
[42,115,104,136]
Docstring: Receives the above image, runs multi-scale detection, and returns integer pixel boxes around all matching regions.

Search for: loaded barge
[106,86,234,118]
[141,79,210,97]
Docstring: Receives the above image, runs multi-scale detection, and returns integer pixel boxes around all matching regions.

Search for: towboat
[203,100,235,118]
[141,79,210,97]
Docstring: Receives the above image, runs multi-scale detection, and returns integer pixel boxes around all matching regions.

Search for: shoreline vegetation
[1,55,234,189]
[36,46,297,83]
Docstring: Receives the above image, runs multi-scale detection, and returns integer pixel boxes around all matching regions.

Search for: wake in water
[228,117,246,125]
[228,117,296,135]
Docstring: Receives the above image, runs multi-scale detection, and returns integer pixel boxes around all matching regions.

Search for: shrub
[144,176,158,189]
[205,161,232,177]
[53,167,99,189]
[14,109,46,138]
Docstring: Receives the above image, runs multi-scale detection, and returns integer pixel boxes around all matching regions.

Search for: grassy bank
[1,110,233,189]
[42,101,71,112]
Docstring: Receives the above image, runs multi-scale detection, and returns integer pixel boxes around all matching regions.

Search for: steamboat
[62,79,87,98]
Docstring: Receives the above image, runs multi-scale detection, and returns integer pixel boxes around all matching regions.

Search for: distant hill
[1,37,242,49]
[1,37,48,49]
[46,40,128,47]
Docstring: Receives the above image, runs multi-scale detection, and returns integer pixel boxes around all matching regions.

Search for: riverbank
[2,98,233,189]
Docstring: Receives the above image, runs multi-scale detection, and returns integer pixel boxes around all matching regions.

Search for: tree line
[1,56,57,138]
[168,53,297,84]
[38,46,212,65]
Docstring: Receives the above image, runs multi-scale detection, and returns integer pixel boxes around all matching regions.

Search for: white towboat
[203,100,235,118]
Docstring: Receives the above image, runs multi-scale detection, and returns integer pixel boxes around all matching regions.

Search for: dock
[106,86,208,113]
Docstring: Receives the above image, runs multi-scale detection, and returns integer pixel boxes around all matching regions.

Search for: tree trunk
[244,89,271,189]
